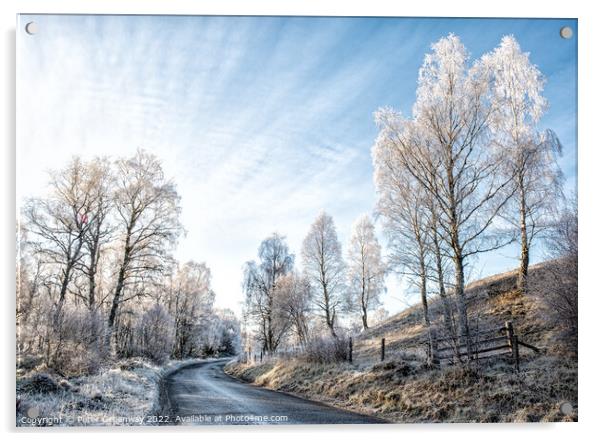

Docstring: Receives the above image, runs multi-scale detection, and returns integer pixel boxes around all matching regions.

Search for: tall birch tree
[108,150,182,347]
[483,35,563,294]
[373,152,438,360]
[374,34,514,358]
[243,234,294,353]
[346,215,386,330]
[301,212,346,337]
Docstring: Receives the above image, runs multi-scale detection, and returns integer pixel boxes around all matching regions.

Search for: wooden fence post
[512,335,520,372]
[348,336,353,363]
[505,321,520,372]
[505,321,514,350]
[432,345,440,367]
[381,338,385,362]
[474,316,480,364]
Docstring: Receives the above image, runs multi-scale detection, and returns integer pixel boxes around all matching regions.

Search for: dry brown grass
[226,354,577,423]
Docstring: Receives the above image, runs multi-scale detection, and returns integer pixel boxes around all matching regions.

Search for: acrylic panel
[16,15,577,427]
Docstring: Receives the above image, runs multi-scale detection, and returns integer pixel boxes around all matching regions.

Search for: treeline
[243,34,577,363]
[17,150,240,375]
[243,212,387,359]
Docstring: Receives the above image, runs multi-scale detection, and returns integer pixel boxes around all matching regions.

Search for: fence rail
[443,322,535,368]
[351,320,540,371]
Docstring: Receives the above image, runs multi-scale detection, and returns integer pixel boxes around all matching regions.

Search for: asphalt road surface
[162,358,386,425]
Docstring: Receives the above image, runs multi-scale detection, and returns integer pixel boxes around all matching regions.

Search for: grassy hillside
[352,261,561,365]
[226,260,577,423]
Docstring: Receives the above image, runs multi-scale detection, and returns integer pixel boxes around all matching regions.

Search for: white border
[2,1,599,440]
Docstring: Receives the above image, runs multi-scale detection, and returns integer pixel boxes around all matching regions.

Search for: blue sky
[17,15,577,316]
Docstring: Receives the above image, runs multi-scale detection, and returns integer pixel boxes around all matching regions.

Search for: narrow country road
[162,358,386,425]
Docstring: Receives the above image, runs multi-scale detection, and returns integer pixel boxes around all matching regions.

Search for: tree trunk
[361,280,369,330]
[54,262,73,329]
[107,252,128,349]
[107,220,134,350]
[517,184,529,294]
[417,240,437,365]
[361,304,369,330]
[453,252,471,361]
[323,284,337,337]
[267,307,274,353]
[327,312,337,338]
[448,184,472,361]
[86,231,101,310]
[87,254,97,310]
[431,224,459,359]
[420,270,437,364]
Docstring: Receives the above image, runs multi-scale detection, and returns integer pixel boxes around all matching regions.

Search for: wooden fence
[350,321,540,371]
[434,321,540,370]
[242,321,540,372]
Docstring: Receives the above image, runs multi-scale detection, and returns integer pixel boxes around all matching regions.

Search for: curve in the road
[162,358,387,425]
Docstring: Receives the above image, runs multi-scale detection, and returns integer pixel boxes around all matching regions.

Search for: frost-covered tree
[243,234,294,353]
[301,212,346,337]
[483,35,563,294]
[170,261,215,358]
[17,225,54,363]
[108,150,182,347]
[21,157,120,368]
[426,195,458,352]
[208,308,241,356]
[541,198,577,352]
[137,303,174,364]
[275,271,313,346]
[23,157,96,325]
[76,157,114,311]
[372,157,438,360]
[346,215,386,330]
[374,34,514,358]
